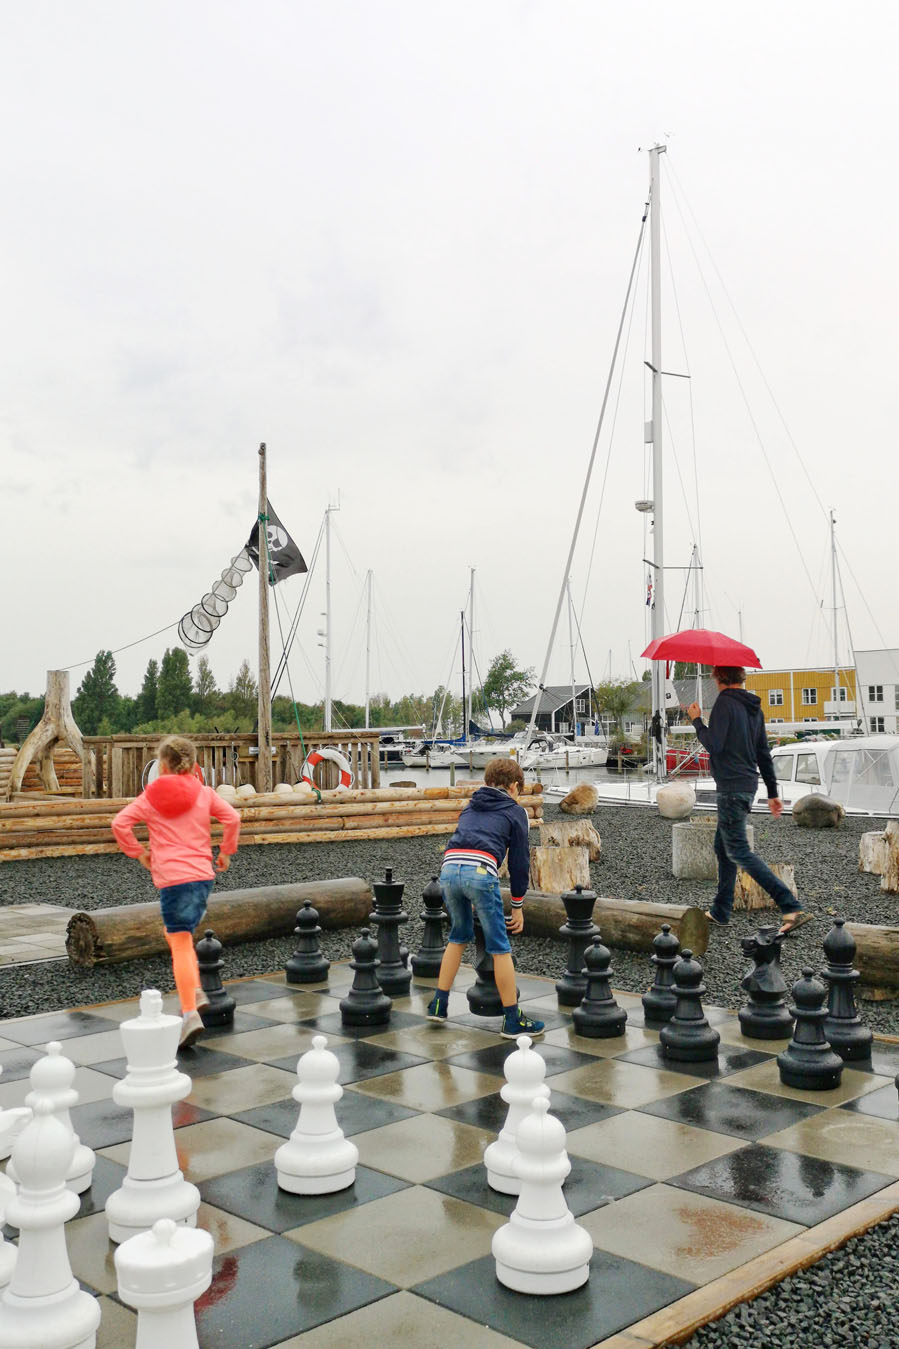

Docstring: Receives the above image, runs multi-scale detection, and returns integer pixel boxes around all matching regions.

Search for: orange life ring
[300,748,353,790]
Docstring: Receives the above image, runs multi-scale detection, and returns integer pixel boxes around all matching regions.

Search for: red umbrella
[641,628,762,668]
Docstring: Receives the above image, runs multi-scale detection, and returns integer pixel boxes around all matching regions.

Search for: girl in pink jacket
[111,735,240,1047]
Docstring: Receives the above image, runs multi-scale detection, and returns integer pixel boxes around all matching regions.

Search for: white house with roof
[854,650,899,734]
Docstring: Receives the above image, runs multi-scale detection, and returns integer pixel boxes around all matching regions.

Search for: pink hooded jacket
[111,774,241,890]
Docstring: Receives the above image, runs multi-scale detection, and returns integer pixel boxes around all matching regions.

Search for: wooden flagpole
[257,442,273,793]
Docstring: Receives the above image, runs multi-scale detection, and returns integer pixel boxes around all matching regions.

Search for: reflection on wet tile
[444,1040,599,1080]
[671,1142,894,1225]
[286,1289,524,1349]
[186,1064,297,1114]
[42,1029,128,1065]
[366,1024,500,1060]
[73,1153,127,1220]
[841,1082,899,1121]
[567,1109,745,1180]
[428,1152,651,1218]
[551,1058,704,1110]
[96,1295,137,1348]
[353,1113,493,1182]
[93,1044,250,1081]
[0,1010,123,1045]
[101,1117,283,1182]
[292,1186,504,1287]
[199,1160,408,1233]
[0,1065,114,1110]
[72,1095,212,1150]
[224,1022,349,1062]
[438,1086,622,1136]
[66,1210,118,1293]
[0,1045,42,1083]
[543,1022,660,1057]
[618,1043,772,1080]
[390,988,470,1018]
[764,1107,899,1177]
[716,1021,793,1051]
[196,1200,272,1252]
[237,993,335,1023]
[223,980,294,1006]
[288,1039,429,1086]
[582,1182,803,1282]
[726,1058,891,1106]
[352,1061,499,1112]
[639,1081,824,1140]
[232,1087,419,1140]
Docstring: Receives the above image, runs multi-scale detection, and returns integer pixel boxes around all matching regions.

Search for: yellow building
[744,667,857,728]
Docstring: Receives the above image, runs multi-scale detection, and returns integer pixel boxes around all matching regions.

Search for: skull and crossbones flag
[246,501,308,585]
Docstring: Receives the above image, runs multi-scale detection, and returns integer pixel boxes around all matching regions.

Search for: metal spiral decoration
[178,547,253,651]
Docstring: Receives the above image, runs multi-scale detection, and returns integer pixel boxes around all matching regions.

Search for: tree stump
[881,821,899,895]
[672,821,755,881]
[8,670,88,797]
[539,820,601,860]
[528,846,590,894]
[859,830,888,876]
[733,862,797,912]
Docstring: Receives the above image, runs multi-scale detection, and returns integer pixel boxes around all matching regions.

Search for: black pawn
[659,950,721,1062]
[822,919,873,1061]
[370,868,412,997]
[572,934,627,1038]
[738,927,794,1040]
[339,928,392,1028]
[196,929,236,1027]
[777,968,844,1089]
[555,885,599,1007]
[411,876,447,978]
[466,913,518,1017]
[285,900,330,984]
[642,924,680,1025]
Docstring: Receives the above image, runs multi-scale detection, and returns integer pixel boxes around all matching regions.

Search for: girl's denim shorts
[439,862,511,955]
[159,879,214,934]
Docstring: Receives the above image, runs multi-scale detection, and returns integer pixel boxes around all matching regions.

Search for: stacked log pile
[0,783,544,862]
[1,747,83,800]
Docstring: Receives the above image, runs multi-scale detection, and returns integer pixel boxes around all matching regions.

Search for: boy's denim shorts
[439,862,511,955]
[159,879,214,934]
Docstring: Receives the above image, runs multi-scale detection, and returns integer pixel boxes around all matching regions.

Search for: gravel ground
[1,801,897,1346]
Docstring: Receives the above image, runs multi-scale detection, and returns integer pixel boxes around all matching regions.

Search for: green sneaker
[500,1006,545,1039]
[427,992,448,1022]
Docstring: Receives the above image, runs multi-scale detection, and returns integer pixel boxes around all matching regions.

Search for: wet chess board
[3,966,899,1349]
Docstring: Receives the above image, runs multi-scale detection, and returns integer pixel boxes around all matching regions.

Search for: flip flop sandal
[778,912,814,937]
[704,912,729,927]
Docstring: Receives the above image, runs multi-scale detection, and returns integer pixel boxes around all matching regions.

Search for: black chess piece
[822,919,873,1061]
[555,885,599,1007]
[370,868,412,997]
[572,934,627,1038]
[642,924,680,1025]
[466,913,518,1017]
[777,968,844,1089]
[339,929,392,1028]
[195,929,236,1028]
[285,900,330,985]
[659,949,721,1062]
[738,926,794,1040]
[411,876,447,978]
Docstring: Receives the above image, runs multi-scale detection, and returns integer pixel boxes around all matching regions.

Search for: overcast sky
[2,1,896,710]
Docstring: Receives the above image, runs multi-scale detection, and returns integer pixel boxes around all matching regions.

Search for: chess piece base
[738,1006,794,1040]
[493,1214,593,1295]
[660,1024,721,1061]
[106,1176,200,1245]
[0,1282,101,1348]
[276,1166,356,1195]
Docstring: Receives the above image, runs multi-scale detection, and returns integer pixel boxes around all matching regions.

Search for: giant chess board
[3,965,899,1348]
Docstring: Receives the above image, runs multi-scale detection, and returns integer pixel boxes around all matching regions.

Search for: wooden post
[9,670,88,796]
[882,821,899,894]
[257,442,273,795]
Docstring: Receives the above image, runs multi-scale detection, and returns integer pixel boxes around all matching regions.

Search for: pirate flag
[246,501,307,585]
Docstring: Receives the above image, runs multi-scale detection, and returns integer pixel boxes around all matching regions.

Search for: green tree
[138,659,159,723]
[593,679,642,735]
[482,651,535,725]
[228,659,258,720]
[673,661,711,681]
[0,694,44,744]
[192,656,219,714]
[156,648,193,719]
[73,652,120,735]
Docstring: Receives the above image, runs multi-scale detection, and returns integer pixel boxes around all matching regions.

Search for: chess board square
[414,1251,695,1349]
[224,979,294,1005]
[550,1058,704,1110]
[223,1021,350,1063]
[627,1003,731,1029]
[232,993,337,1023]
[185,1063,299,1114]
[566,1109,746,1181]
[0,1009,123,1045]
[291,1185,505,1287]
[92,1043,251,1080]
[353,1112,494,1182]
[0,1064,117,1109]
[366,1023,501,1059]
[269,1038,428,1085]
[0,1044,42,1082]
[444,1040,599,1079]
[71,1095,213,1149]
[199,1159,408,1233]
[841,1082,899,1121]
[616,1042,772,1079]
[437,1087,622,1136]
[583,1183,803,1283]
[716,1020,792,1052]
[860,1042,899,1077]
[638,1081,824,1139]
[73,1153,128,1219]
[198,1010,284,1038]
[670,1142,895,1225]
[352,1060,500,1112]
[38,1028,133,1066]
[543,1021,660,1057]
[390,986,470,1018]
[763,1107,899,1177]
[100,1116,284,1182]
[95,1295,137,1348]
[232,1085,420,1140]
[194,1234,395,1348]
[285,1289,526,1349]
[427,1152,652,1219]
[725,1058,891,1106]
[303,1009,427,1039]
[66,1210,119,1293]
[447,1006,571,1033]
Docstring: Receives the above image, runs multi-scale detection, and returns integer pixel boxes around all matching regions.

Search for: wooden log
[733,863,797,912]
[528,846,591,894]
[539,820,601,861]
[65,877,372,968]
[881,821,899,894]
[859,830,888,876]
[842,919,899,995]
[501,888,709,957]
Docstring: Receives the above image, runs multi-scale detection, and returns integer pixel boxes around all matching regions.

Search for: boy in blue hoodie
[427,757,544,1038]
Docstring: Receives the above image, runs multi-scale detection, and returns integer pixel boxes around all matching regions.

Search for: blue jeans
[439,863,511,955]
[159,879,214,933]
[709,793,800,925]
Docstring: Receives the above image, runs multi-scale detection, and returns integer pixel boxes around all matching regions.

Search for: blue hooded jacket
[692,687,778,797]
[444,786,530,899]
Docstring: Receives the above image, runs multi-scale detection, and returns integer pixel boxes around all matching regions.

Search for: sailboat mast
[256,442,273,793]
[364,568,372,730]
[567,578,578,738]
[692,543,703,715]
[323,505,333,732]
[468,567,475,734]
[460,610,467,744]
[830,509,840,709]
[648,143,667,779]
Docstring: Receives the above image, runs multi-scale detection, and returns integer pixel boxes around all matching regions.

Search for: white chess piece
[115,1217,213,1349]
[0,1072,32,1290]
[6,1043,95,1194]
[275,1036,359,1194]
[105,989,200,1244]
[0,1100,101,1347]
[484,1035,550,1194]
[492,1096,593,1295]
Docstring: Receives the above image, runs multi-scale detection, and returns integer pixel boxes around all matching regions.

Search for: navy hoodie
[692,688,778,797]
[444,787,530,898]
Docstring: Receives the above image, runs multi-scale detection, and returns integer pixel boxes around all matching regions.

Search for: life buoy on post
[300,748,353,790]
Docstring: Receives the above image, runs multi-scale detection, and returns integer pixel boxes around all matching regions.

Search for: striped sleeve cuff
[510,898,524,908]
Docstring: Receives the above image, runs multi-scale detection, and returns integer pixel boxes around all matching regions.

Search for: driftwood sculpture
[7,671,88,797]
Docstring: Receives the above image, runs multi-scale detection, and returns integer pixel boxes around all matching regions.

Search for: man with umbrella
[686,666,811,936]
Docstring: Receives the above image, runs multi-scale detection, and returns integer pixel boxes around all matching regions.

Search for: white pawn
[484,1035,550,1194]
[105,989,200,1244]
[0,1100,101,1347]
[0,1071,32,1289]
[6,1043,95,1194]
[275,1036,359,1194]
[492,1097,593,1295]
[116,1217,213,1349]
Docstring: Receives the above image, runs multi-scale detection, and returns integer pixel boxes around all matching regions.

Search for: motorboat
[752,735,899,817]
